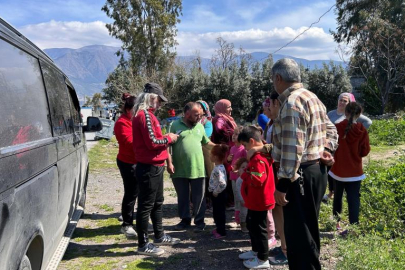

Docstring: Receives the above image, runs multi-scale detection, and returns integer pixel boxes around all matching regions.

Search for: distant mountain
[44,45,346,100]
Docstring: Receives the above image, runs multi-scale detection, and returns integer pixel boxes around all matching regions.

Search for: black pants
[116,159,138,226]
[135,163,165,247]
[333,180,361,224]
[247,209,268,261]
[172,177,206,226]
[212,191,227,235]
[327,166,334,193]
[283,163,327,270]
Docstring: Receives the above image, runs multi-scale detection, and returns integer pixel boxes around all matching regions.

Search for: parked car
[0,17,102,270]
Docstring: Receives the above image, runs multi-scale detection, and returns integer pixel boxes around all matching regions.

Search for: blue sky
[0,0,340,60]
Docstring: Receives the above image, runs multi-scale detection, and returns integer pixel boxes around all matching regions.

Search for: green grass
[97,204,114,212]
[72,218,125,243]
[336,235,405,270]
[88,137,118,172]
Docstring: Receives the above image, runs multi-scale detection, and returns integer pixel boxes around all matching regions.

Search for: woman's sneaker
[243,257,270,269]
[238,250,257,260]
[121,225,137,238]
[137,242,164,256]
[153,234,181,246]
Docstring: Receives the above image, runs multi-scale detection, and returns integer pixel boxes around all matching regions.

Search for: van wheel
[19,255,32,270]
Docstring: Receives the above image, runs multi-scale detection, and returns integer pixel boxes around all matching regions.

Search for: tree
[307,62,352,111]
[333,0,405,113]
[91,93,103,112]
[102,0,182,79]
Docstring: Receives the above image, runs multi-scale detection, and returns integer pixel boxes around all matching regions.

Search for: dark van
[0,18,101,270]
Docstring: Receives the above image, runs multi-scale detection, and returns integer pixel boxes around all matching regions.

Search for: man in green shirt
[168,102,215,232]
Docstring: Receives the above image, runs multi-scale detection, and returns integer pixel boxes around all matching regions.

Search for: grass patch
[62,257,119,270]
[97,204,114,212]
[72,218,125,243]
[88,137,118,172]
[125,258,163,270]
[336,235,405,270]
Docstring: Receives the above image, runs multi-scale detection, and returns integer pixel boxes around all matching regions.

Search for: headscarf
[349,93,356,102]
[262,97,271,108]
[196,100,212,125]
[213,99,237,130]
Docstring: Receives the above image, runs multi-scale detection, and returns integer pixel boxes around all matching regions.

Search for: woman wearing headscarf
[324,92,372,202]
[211,99,237,209]
[196,100,214,212]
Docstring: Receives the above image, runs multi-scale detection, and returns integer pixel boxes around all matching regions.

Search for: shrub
[368,118,405,146]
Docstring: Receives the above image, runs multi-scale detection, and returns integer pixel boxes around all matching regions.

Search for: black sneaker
[269,251,288,265]
[193,223,206,233]
[174,221,190,231]
[153,234,181,246]
[269,246,282,257]
[137,242,164,256]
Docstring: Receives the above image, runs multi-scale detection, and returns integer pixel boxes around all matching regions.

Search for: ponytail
[343,102,362,139]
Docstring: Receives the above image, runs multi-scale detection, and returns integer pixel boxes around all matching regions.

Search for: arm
[241,158,268,187]
[136,112,173,151]
[203,141,216,150]
[325,115,339,152]
[114,121,133,149]
[358,114,372,129]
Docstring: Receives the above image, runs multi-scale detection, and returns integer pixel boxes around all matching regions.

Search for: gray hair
[272,58,301,83]
[133,93,158,116]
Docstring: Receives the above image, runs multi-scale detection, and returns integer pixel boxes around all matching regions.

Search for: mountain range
[44,45,346,101]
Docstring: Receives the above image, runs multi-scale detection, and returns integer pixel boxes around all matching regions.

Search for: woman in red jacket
[132,83,180,256]
[329,102,370,234]
[114,93,138,238]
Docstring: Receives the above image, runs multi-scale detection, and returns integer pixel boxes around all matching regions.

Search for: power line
[262,4,336,61]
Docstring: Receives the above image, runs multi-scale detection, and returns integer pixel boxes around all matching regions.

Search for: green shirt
[169,118,210,179]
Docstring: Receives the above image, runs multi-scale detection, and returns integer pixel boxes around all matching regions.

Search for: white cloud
[19,20,121,49]
[176,27,339,60]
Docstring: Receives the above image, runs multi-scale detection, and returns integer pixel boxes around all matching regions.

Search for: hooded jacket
[330,119,370,178]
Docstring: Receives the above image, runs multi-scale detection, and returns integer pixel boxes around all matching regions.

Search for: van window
[0,38,52,149]
[66,84,81,132]
[40,61,74,136]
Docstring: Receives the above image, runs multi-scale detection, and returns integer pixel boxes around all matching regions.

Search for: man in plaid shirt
[271,58,338,270]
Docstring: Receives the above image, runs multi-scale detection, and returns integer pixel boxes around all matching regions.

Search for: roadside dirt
[58,165,338,270]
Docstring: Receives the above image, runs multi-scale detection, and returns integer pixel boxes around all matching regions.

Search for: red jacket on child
[330,119,370,178]
[241,152,275,211]
[132,108,172,166]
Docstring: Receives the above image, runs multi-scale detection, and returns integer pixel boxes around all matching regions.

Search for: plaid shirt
[272,83,338,181]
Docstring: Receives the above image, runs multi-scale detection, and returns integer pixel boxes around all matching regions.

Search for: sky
[0,0,341,60]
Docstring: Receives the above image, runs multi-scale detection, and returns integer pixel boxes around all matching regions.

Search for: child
[329,102,370,234]
[208,144,229,239]
[227,126,247,225]
[237,126,275,269]
[233,157,249,233]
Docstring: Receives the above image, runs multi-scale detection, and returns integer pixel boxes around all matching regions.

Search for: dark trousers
[172,177,206,226]
[116,159,138,226]
[327,166,334,193]
[283,163,327,270]
[135,163,165,247]
[333,180,361,224]
[247,209,269,261]
[212,191,227,235]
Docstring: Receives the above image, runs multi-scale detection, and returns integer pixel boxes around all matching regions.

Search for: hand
[246,145,264,160]
[212,192,218,197]
[227,154,234,162]
[275,190,288,206]
[320,151,335,166]
[167,133,179,143]
[167,163,175,174]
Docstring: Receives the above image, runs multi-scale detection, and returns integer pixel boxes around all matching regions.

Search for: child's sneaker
[238,250,257,260]
[240,222,249,233]
[212,231,226,239]
[137,242,164,256]
[153,234,180,246]
[243,257,270,269]
[268,237,277,249]
[269,252,288,265]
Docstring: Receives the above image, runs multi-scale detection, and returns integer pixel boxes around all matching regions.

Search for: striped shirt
[272,83,338,181]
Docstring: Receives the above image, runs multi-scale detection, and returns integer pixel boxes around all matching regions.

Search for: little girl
[227,126,247,225]
[208,144,229,239]
[233,157,249,233]
[329,102,370,234]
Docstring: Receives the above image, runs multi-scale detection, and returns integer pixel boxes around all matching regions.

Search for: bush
[359,160,405,238]
[368,118,405,146]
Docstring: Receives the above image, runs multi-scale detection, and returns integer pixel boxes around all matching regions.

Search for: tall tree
[102,0,182,79]
[333,0,405,113]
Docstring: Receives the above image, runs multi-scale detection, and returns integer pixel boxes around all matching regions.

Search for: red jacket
[330,119,370,178]
[114,112,136,164]
[241,152,275,211]
[132,108,172,166]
